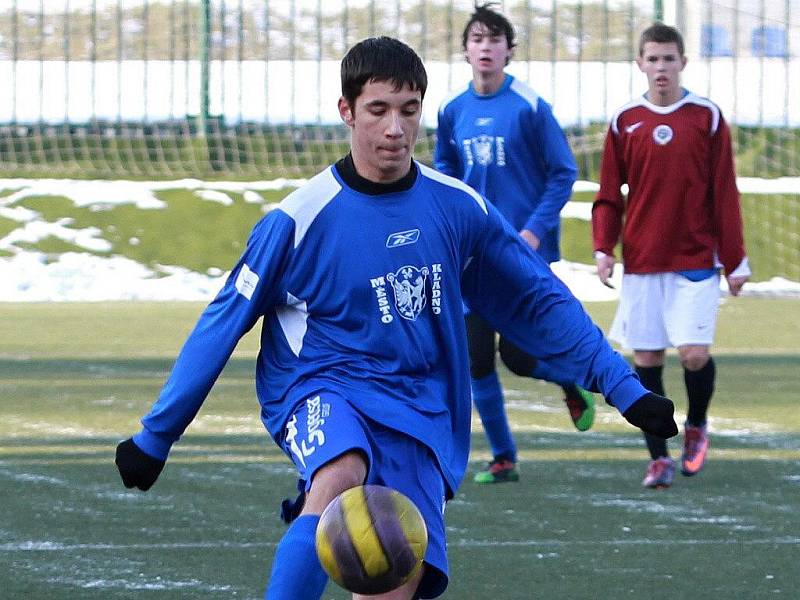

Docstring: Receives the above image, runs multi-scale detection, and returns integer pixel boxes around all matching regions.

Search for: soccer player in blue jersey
[435,3,596,484]
[116,36,678,600]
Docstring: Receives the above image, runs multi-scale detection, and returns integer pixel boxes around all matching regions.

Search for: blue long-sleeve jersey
[434,75,577,264]
[134,161,645,495]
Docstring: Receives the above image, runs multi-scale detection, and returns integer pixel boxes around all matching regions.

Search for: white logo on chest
[473,135,494,166]
[625,121,644,133]
[463,135,506,167]
[387,265,429,321]
[653,124,674,145]
[386,229,420,248]
[370,263,443,323]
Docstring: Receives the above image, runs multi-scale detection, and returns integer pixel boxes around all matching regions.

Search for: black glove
[622,393,679,438]
[115,438,165,491]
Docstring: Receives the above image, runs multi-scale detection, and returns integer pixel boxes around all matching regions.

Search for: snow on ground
[0,177,308,210]
[0,178,798,302]
[0,252,226,302]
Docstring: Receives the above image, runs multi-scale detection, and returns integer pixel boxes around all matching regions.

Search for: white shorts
[609,272,721,350]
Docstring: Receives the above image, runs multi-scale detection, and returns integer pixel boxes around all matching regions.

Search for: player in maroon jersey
[592,23,750,489]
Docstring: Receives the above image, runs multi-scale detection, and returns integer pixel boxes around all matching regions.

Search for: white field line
[3,537,798,553]
[44,575,236,593]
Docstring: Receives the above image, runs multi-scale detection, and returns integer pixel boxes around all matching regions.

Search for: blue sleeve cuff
[525,220,549,243]
[133,429,174,461]
[606,376,649,414]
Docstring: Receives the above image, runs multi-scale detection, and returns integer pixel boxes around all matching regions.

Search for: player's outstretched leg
[560,384,596,431]
[498,339,595,431]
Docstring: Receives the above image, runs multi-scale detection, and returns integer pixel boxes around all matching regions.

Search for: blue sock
[472,372,517,462]
[265,514,328,600]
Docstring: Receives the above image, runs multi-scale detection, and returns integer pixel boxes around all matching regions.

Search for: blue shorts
[281,391,449,599]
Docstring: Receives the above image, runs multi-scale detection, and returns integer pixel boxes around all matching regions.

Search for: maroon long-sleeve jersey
[592,92,747,275]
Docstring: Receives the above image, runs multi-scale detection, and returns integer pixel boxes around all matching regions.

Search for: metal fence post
[199,0,210,136]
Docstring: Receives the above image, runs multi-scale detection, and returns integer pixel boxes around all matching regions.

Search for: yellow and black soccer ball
[315,484,428,595]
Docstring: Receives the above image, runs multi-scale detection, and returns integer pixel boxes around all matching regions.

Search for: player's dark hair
[461,2,516,51]
[340,36,427,109]
[639,22,685,57]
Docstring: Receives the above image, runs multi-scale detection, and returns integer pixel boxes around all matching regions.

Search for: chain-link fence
[0,0,797,179]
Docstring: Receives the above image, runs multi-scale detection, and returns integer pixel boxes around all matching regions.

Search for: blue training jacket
[434,74,577,264]
[134,161,644,495]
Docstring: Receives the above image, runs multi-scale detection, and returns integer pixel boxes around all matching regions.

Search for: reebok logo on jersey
[386,229,420,248]
[625,121,644,133]
[235,263,259,300]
